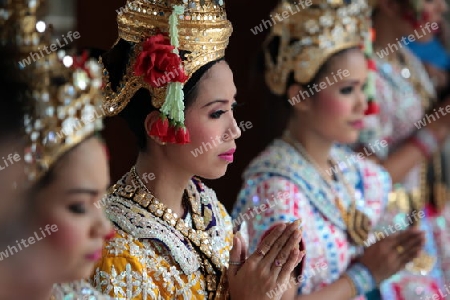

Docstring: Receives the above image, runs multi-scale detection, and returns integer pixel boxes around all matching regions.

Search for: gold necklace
[111,166,223,300]
[283,132,371,246]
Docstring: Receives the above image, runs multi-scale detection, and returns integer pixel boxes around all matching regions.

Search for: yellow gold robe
[91,179,233,299]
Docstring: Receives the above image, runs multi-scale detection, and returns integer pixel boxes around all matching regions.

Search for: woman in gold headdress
[232,0,426,299]
[27,52,114,300]
[91,0,304,299]
[0,2,115,298]
[352,0,450,299]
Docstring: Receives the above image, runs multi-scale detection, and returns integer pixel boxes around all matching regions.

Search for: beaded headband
[263,0,378,115]
[0,0,46,51]
[102,0,233,144]
[23,51,104,182]
[11,1,105,182]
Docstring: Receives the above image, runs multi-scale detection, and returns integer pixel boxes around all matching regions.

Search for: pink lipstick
[218,148,236,163]
[350,120,364,129]
[86,249,102,261]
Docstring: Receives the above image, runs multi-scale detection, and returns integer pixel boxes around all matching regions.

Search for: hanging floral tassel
[363,27,379,115]
[159,5,190,144]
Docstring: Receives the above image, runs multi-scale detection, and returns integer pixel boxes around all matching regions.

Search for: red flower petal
[134,34,188,88]
[166,126,177,143]
[364,102,380,115]
[149,117,169,138]
[369,28,376,41]
[367,60,377,71]
[175,127,190,144]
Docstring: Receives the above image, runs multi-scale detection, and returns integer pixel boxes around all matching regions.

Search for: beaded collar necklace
[283,131,371,246]
[110,166,224,299]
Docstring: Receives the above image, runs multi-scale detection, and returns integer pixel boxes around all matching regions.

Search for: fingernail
[297,250,306,263]
[292,219,302,228]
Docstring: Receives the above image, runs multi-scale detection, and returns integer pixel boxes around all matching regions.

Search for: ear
[144,110,161,137]
[287,83,312,113]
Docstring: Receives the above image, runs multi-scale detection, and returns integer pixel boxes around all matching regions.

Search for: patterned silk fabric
[356,47,449,300]
[91,179,233,300]
[52,280,112,299]
[232,140,390,298]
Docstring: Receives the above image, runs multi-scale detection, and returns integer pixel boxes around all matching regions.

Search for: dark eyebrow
[66,188,99,197]
[66,183,110,197]
[342,80,361,85]
[202,99,229,108]
[202,93,237,108]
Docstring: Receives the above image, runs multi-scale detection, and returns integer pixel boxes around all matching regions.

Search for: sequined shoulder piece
[103,193,201,275]
[102,178,233,275]
[242,140,389,230]
[52,280,112,299]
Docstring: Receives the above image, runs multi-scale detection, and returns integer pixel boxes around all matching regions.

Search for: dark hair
[0,44,31,141]
[102,39,224,151]
[263,36,359,109]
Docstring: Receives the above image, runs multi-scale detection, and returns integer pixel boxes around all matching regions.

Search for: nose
[223,118,241,142]
[357,89,368,114]
[91,205,113,240]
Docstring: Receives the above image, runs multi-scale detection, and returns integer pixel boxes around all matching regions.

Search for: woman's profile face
[294,49,368,144]
[32,137,112,282]
[162,61,242,180]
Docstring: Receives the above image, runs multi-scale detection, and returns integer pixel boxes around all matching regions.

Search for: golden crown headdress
[264,0,371,95]
[24,52,104,181]
[0,0,47,53]
[17,2,104,182]
[102,0,233,144]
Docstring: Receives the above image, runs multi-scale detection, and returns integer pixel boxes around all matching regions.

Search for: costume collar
[243,139,364,230]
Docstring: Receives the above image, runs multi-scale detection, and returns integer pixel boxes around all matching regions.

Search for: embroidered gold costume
[92,175,233,299]
[51,280,111,300]
[91,0,234,298]
[9,1,110,299]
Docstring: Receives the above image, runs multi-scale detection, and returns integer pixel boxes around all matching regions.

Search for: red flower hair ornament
[133,6,191,145]
[134,35,188,88]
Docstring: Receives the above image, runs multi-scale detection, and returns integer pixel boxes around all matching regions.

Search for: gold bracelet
[341,274,357,298]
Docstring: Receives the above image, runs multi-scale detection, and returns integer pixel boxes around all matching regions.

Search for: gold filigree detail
[102,0,233,117]
[263,0,370,95]
[109,166,226,299]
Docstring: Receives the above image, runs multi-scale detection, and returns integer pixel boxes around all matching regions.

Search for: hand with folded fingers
[227,220,305,300]
[358,226,425,285]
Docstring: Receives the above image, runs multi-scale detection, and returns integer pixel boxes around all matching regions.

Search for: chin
[196,163,229,180]
[75,263,96,281]
[336,133,359,145]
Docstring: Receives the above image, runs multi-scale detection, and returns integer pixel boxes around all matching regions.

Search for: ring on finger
[396,245,404,254]
[229,260,244,266]
[256,248,267,257]
[274,260,284,267]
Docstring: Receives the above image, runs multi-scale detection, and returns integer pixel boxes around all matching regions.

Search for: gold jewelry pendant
[406,252,436,274]
[433,183,448,213]
[336,198,371,246]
